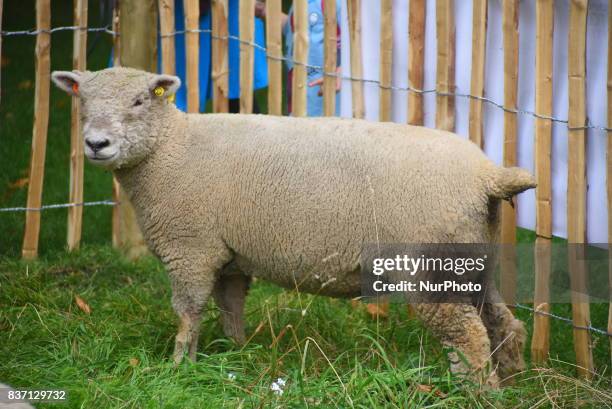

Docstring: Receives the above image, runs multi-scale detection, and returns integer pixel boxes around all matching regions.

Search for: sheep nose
[85,138,110,152]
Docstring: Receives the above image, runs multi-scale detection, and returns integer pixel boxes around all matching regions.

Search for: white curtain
[339,0,609,243]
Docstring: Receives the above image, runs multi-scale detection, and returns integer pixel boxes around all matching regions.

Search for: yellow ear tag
[167,93,175,103]
[154,86,165,97]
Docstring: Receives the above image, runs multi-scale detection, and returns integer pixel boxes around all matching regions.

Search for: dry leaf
[0,56,9,67]
[366,302,389,319]
[416,384,433,393]
[17,80,33,90]
[129,358,139,367]
[416,384,447,398]
[8,177,28,189]
[75,295,91,315]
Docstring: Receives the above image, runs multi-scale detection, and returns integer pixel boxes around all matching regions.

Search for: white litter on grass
[227,372,236,381]
[270,378,286,395]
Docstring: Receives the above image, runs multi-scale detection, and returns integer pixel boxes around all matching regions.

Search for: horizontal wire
[514,303,611,337]
[171,29,612,133]
[2,25,610,132]
[0,200,116,212]
[0,26,116,36]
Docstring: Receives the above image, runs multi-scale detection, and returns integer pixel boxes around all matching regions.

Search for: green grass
[1,1,611,408]
[1,247,611,409]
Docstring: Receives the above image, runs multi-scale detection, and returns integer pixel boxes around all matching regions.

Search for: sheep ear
[149,74,181,97]
[51,71,82,96]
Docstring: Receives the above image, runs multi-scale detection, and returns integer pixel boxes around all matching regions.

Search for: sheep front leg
[174,308,205,364]
[414,303,499,388]
[169,256,224,365]
[213,264,251,344]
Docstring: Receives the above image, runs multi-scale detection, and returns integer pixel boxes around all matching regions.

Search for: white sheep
[51,67,535,387]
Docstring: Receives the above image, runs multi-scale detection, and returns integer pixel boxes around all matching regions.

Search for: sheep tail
[488,167,536,200]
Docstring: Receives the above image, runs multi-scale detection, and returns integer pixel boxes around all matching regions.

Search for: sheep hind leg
[414,303,499,388]
[480,302,526,384]
[213,266,251,344]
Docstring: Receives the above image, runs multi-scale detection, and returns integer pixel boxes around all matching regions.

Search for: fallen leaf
[75,295,91,315]
[416,384,447,398]
[416,384,432,393]
[366,302,389,319]
[129,358,139,367]
[17,80,33,90]
[1,56,9,67]
[8,177,28,189]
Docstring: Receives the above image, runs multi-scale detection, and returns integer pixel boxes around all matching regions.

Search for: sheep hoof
[173,334,189,366]
[188,337,200,362]
[173,349,185,367]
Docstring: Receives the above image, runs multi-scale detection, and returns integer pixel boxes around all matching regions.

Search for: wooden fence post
[346,0,364,119]
[323,0,338,116]
[567,0,593,379]
[608,0,612,359]
[469,0,487,147]
[379,0,392,122]
[67,0,88,251]
[212,0,229,113]
[117,0,158,259]
[447,3,455,130]
[265,0,281,115]
[111,3,121,248]
[265,0,282,115]
[292,0,308,117]
[184,0,199,113]
[435,0,453,131]
[159,0,176,75]
[500,0,519,313]
[0,0,3,107]
[531,0,554,363]
[378,0,393,122]
[407,0,425,126]
[22,0,51,259]
[239,0,254,114]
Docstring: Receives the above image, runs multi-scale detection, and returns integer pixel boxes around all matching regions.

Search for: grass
[1,1,611,408]
[1,247,611,409]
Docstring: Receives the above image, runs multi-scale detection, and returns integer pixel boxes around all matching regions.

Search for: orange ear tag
[72,82,79,95]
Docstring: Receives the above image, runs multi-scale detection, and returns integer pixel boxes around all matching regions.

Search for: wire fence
[2,25,611,133]
[1,25,611,339]
[0,200,116,213]
[0,26,115,36]
[514,303,611,337]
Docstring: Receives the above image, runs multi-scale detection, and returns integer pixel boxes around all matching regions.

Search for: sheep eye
[133,99,143,107]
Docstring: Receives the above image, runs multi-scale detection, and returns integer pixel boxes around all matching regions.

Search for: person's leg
[227,98,260,114]
[228,98,240,113]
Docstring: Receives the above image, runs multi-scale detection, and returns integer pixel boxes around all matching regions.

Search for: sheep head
[51,67,181,170]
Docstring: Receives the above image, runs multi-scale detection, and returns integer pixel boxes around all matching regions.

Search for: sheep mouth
[87,152,118,162]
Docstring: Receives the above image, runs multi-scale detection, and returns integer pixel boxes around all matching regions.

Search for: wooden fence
[0,0,610,379]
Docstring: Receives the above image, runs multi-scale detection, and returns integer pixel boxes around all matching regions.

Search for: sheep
[51,67,535,387]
